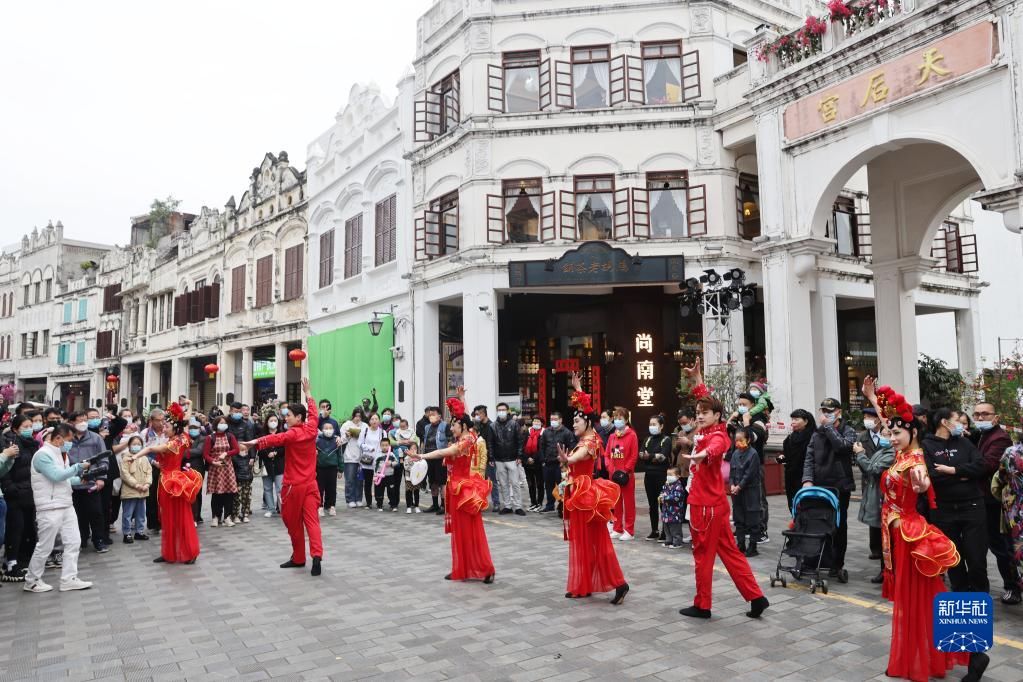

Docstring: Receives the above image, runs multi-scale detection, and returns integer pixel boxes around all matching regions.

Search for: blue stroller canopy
[791,486,841,526]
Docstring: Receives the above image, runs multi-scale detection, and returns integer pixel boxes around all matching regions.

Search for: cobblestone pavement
[2,476,1021,681]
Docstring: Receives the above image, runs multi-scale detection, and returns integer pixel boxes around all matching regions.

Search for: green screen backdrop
[308,317,394,416]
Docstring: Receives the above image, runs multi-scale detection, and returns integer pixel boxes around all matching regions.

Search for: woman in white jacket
[358,413,385,508]
[339,410,367,508]
[24,424,94,593]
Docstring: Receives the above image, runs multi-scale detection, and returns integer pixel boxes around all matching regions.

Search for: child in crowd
[402,442,425,513]
[119,435,152,543]
[729,428,763,557]
[373,439,401,511]
[658,466,688,548]
[746,380,773,419]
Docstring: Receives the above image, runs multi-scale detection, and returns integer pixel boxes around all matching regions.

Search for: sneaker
[44,556,59,569]
[378,506,385,512]
[391,507,398,512]
[406,508,413,514]
[426,504,440,513]
[23,580,52,593]
[224,518,235,528]
[2,567,26,582]
[499,508,512,515]
[264,511,273,518]
[619,533,634,541]
[348,502,357,508]
[328,507,337,516]
[414,508,422,514]
[59,577,93,592]
[645,532,660,541]
[318,507,325,517]
[610,531,622,539]
[539,507,556,514]
[514,509,526,516]
[210,518,219,528]
[123,535,134,544]
[53,552,63,566]
[1002,589,1022,605]
[134,533,149,541]
[94,545,110,554]
[681,535,692,544]
[242,516,250,523]
[758,533,770,545]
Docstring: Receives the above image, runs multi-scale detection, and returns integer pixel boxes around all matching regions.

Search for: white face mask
[666,475,678,484]
[497,410,508,420]
[863,419,876,431]
[267,420,278,429]
[600,417,611,428]
[681,423,694,432]
[550,419,560,428]
[74,422,88,433]
[217,423,229,432]
[323,429,335,438]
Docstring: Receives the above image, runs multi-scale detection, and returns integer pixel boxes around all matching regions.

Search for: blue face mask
[88,418,102,429]
[19,428,33,439]
[750,390,761,399]
[975,420,993,432]
[737,406,749,415]
[280,408,289,417]
[188,428,200,437]
[32,422,43,432]
[877,437,892,448]
[129,445,143,454]
[613,418,626,430]
[649,426,660,436]
[231,413,242,421]
[949,423,965,438]
[61,441,73,453]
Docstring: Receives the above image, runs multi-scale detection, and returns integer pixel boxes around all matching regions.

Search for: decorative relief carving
[697,128,716,166]
[691,6,712,34]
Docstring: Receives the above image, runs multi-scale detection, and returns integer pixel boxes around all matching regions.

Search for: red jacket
[687,422,730,507]
[606,427,639,474]
[256,397,319,485]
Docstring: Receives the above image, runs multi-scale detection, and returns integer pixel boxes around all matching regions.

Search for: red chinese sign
[554,358,580,373]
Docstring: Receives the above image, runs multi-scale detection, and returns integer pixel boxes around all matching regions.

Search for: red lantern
[204,363,220,379]
[288,348,307,368]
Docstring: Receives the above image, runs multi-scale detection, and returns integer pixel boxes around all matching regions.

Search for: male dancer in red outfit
[679,362,769,619]
[240,377,324,576]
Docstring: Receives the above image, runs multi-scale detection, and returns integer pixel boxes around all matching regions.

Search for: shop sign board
[253,360,275,380]
[509,242,684,288]
[554,358,580,373]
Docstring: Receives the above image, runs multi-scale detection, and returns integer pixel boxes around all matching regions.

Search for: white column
[169,357,188,402]
[143,360,159,406]
[461,291,499,408]
[870,259,925,403]
[811,291,841,400]
[241,348,254,405]
[955,299,981,380]
[217,348,235,409]
[414,298,441,410]
[274,342,289,401]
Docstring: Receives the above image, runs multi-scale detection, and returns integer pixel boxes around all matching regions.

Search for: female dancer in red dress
[144,402,203,564]
[559,373,629,605]
[861,377,988,682]
[412,388,495,583]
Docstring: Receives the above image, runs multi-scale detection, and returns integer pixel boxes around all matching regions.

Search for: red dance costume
[564,432,627,596]
[606,427,638,536]
[157,434,203,563]
[256,397,323,564]
[444,433,495,580]
[688,421,764,610]
[881,448,967,681]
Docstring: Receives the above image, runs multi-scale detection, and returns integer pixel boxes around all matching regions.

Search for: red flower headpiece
[875,385,913,426]
[690,383,712,401]
[167,402,186,424]
[570,389,594,415]
[446,397,466,420]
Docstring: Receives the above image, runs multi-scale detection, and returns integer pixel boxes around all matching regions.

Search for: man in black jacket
[227,402,256,443]
[973,401,1021,604]
[539,412,576,513]
[491,403,525,516]
[473,405,500,512]
[922,408,988,593]
[802,397,857,583]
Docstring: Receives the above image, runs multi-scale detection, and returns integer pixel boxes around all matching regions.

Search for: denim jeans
[0,498,7,549]
[343,462,362,503]
[486,462,500,509]
[262,474,283,512]
[120,498,147,535]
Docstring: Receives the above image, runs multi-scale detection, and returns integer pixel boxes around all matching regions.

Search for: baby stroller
[769,486,841,594]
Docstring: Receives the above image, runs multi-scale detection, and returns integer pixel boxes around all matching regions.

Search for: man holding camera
[68,412,110,554]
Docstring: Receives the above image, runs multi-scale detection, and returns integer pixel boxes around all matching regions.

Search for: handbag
[611,470,629,487]
[359,453,375,466]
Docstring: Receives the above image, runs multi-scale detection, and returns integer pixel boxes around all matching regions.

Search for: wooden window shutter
[609,55,627,105]
[424,210,443,258]
[425,89,442,137]
[632,188,650,238]
[486,194,505,244]
[231,265,245,313]
[319,230,334,288]
[626,55,644,103]
[414,215,426,261]
[559,190,577,240]
[540,191,556,242]
[443,206,459,255]
[449,71,461,123]
[687,184,707,236]
[386,195,397,263]
[374,202,385,266]
[682,50,702,101]
[172,294,183,326]
[209,281,220,318]
[198,286,209,320]
[487,63,505,112]
[284,244,303,300]
[344,215,363,279]
[256,256,272,308]
[613,188,631,239]
[555,60,573,109]
[414,95,432,142]
[960,233,978,273]
[538,58,552,110]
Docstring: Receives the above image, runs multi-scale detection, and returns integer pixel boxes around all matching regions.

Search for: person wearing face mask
[259,415,285,518]
[972,401,1021,605]
[777,409,815,513]
[921,407,989,594]
[316,421,342,516]
[606,407,639,541]
[856,407,883,559]
[231,421,258,524]
[522,417,545,511]
[727,394,771,545]
[658,467,688,548]
[380,408,396,438]
[340,408,368,508]
[596,410,614,448]
[539,412,576,513]
[854,426,895,583]
[203,416,240,527]
[640,414,673,541]
[86,407,118,544]
[186,420,207,524]
[23,424,94,593]
[67,411,110,554]
[118,435,152,544]
[227,402,256,444]
[472,405,500,512]
[318,400,340,434]
[1,414,39,582]
[801,397,857,584]
[491,402,525,516]
[728,428,763,557]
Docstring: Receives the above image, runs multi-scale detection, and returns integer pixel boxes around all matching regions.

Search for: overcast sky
[0,0,428,248]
